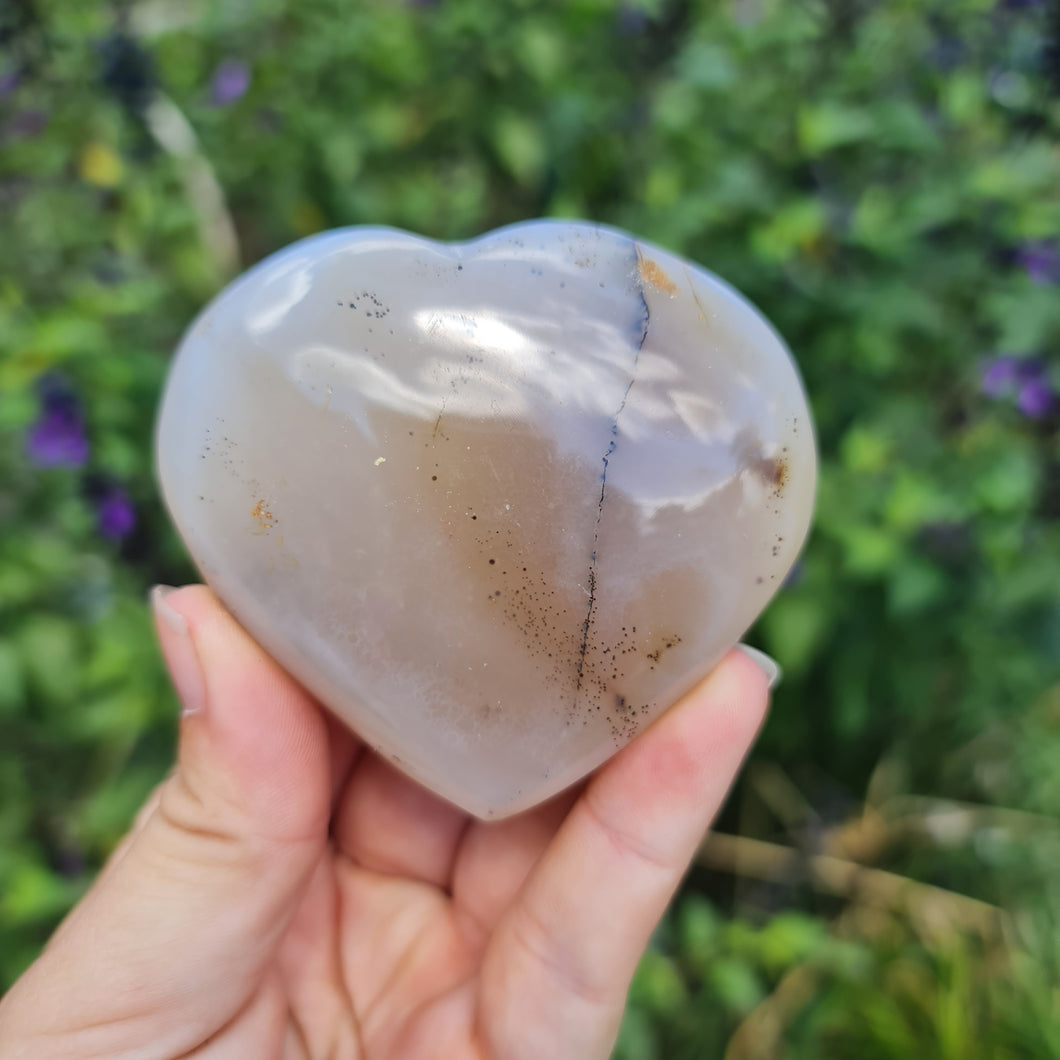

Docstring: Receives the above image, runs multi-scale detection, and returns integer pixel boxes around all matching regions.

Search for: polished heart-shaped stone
[156,221,815,819]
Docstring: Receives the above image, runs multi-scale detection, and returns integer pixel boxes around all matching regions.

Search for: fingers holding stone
[332,752,470,889]
[449,789,579,946]
[477,649,769,1059]
[0,586,335,1057]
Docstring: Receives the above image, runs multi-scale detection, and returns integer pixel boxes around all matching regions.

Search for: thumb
[0,586,332,1058]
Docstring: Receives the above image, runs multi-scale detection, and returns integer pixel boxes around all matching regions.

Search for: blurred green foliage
[1,0,1059,1053]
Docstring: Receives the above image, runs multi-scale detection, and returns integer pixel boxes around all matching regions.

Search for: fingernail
[151,585,207,716]
[735,644,782,690]
[152,584,188,635]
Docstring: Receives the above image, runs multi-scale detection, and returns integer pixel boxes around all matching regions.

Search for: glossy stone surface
[156,221,816,819]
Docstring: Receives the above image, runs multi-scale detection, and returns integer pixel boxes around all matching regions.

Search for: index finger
[479,648,770,1058]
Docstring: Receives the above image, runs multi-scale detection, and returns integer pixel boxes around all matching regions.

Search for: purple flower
[210,59,250,106]
[0,71,20,98]
[980,356,1055,419]
[980,355,1021,397]
[1016,241,1060,285]
[25,375,89,468]
[1017,377,1053,418]
[94,484,136,540]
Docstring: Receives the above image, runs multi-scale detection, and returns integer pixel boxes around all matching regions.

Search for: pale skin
[0,586,769,1059]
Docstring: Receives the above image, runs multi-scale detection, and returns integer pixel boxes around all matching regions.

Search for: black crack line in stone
[574,248,651,705]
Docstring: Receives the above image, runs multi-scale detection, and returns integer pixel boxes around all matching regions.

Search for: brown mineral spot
[734,429,791,496]
[251,499,277,532]
[637,252,679,297]
[751,454,789,493]
[645,633,683,667]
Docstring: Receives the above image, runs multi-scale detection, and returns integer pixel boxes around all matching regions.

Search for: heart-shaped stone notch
[157,221,815,819]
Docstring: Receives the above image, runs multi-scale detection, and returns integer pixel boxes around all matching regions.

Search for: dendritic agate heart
[157,221,815,819]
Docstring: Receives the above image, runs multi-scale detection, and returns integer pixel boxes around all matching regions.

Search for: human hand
[0,585,770,1059]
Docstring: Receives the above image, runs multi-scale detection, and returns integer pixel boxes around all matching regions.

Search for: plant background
[2,0,1059,1055]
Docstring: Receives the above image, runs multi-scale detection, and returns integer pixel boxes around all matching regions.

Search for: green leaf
[491,113,547,185]
[17,616,82,707]
[630,949,689,1015]
[974,448,1038,515]
[677,895,721,971]
[0,860,80,924]
[751,198,826,262]
[760,592,832,674]
[708,956,765,1015]
[797,102,875,156]
[0,641,26,717]
[757,912,827,971]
